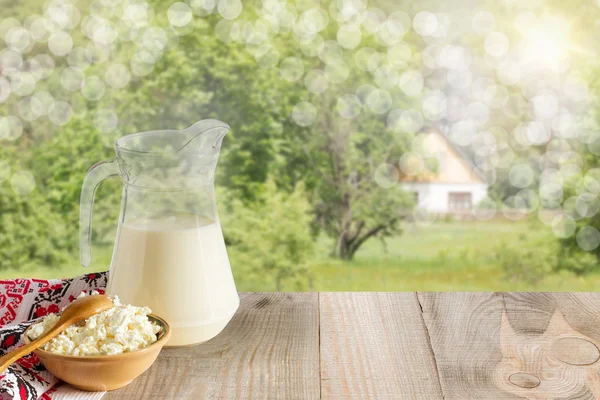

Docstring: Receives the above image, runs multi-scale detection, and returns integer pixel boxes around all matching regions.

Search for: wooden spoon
[0,294,114,373]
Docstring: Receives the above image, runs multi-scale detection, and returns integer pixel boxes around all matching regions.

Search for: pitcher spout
[177,119,231,154]
[113,119,231,189]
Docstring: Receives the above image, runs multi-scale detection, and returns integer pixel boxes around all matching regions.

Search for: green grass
[305,221,600,292]
[0,247,112,280]
[2,220,600,291]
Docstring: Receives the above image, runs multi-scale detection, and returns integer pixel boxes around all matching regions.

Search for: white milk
[106,215,239,347]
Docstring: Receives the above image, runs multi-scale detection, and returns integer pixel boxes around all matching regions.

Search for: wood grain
[417,293,510,399]
[101,292,600,399]
[503,293,600,400]
[418,292,600,400]
[104,293,320,400]
[319,292,444,399]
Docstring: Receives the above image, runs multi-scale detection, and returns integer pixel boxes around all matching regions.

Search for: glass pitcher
[79,119,239,347]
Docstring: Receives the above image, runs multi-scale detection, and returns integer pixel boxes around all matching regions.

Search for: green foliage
[493,235,557,287]
[0,181,73,270]
[495,232,599,286]
[304,95,415,259]
[103,9,418,259]
[556,209,600,274]
[12,0,591,285]
[0,117,123,271]
[106,15,293,201]
[556,245,599,275]
[555,150,600,274]
[27,118,122,241]
[221,180,314,291]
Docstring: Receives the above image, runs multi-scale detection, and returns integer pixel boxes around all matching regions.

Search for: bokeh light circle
[104,63,131,88]
[304,69,328,93]
[48,101,73,126]
[94,109,119,133]
[509,164,534,189]
[374,163,399,188]
[552,215,576,238]
[387,109,424,134]
[0,49,23,73]
[336,94,361,119]
[366,88,392,114]
[279,57,304,82]
[67,47,91,70]
[422,90,447,121]
[292,101,317,126]
[325,61,350,84]
[6,26,32,53]
[10,72,36,97]
[336,24,361,49]
[373,65,399,89]
[29,17,51,42]
[255,46,280,69]
[354,47,380,72]
[218,0,243,20]
[398,70,423,97]
[576,226,600,251]
[11,170,36,196]
[387,42,411,67]
[48,31,73,56]
[318,40,342,64]
[576,194,600,218]
[168,3,193,27]
[0,116,23,141]
[17,97,39,122]
[60,68,85,91]
[15,99,39,125]
[81,76,106,101]
[130,50,155,76]
[413,11,437,37]
[30,91,55,115]
[31,54,55,79]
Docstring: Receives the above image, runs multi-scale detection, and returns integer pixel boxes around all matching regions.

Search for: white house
[399,130,488,213]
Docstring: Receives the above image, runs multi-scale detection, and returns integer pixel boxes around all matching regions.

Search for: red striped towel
[0,273,108,400]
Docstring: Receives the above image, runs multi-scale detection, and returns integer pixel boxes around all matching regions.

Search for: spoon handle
[0,324,65,373]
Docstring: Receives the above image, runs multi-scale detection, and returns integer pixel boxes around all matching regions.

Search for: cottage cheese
[27,291,161,356]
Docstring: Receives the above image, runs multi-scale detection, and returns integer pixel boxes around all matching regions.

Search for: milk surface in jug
[107,214,239,346]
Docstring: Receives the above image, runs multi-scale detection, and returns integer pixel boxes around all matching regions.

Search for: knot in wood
[508,373,541,389]
[551,337,600,366]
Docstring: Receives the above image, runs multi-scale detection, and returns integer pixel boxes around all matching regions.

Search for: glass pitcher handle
[79,159,120,267]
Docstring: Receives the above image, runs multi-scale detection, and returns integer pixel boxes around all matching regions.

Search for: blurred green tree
[308,93,414,259]
[221,180,314,290]
[0,118,121,271]
[104,8,418,260]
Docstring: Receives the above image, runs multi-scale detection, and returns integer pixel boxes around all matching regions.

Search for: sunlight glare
[520,15,570,71]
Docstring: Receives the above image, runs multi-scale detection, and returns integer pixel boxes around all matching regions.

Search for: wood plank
[104,293,320,400]
[418,292,600,400]
[319,292,444,399]
[417,292,515,400]
[503,293,600,400]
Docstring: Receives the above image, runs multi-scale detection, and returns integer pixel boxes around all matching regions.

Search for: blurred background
[2,0,600,291]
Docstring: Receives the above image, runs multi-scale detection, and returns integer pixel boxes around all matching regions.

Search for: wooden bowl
[23,314,170,391]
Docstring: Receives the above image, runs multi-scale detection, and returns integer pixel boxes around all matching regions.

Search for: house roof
[399,126,487,184]
[436,128,487,182]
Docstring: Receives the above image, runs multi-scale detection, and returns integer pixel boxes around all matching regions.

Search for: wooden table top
[104,292,600,399]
